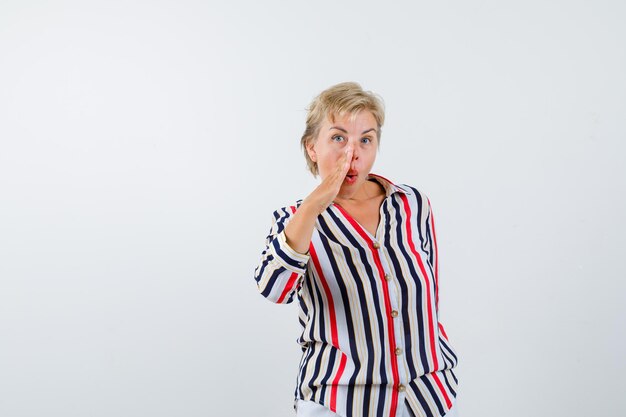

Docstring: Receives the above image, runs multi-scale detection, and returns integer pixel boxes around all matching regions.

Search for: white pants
[296,399,459,417]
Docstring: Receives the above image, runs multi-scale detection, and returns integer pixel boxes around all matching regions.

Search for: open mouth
[345,171,358,184]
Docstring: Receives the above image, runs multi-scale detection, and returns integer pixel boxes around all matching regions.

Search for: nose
[349,139,360,160]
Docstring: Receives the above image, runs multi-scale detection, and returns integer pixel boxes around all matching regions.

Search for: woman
[254,82,459,417]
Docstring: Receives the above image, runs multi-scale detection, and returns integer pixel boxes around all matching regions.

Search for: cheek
[359,148,377,166]
[317,146,343,165]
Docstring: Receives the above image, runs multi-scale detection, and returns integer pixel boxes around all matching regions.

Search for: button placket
[380,249,410,391]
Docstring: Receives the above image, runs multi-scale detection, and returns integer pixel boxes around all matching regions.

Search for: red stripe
[276,272,298,304]
[329,352,347,412]
[432,372,453,408]
[310,243,344,412]
[428,199,439,310]
[438,323,449,340]
[333,203,400,416]
[400,194,439,370]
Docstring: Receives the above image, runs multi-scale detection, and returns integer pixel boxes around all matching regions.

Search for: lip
[345,170,358,184]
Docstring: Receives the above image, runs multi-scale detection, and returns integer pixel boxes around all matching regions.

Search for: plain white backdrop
[1,1,624,416]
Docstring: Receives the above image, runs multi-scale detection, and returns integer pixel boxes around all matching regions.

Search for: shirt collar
[366,173,411,197]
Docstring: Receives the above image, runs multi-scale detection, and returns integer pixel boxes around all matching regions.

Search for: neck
[335,179,384,204]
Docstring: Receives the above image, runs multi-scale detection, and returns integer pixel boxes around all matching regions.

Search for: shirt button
[384,273,392,281]
[391,310,398,318]
[397,384,406,392]
[395,348,403,356]
[298,262,306,267]
[372,242,380,249]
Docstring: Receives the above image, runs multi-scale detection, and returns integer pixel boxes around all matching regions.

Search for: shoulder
[397,183,431,205]
[390,183,434,223]
[370,173,430,205]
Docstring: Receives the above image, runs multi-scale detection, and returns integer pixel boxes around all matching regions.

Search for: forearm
[283,143,355,255]
[284,200,320,254]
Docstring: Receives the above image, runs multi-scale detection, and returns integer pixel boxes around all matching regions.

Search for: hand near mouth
[283,145,354,254]
[306,144,354,214]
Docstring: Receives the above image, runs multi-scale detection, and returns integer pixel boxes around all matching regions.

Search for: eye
[361,137,372,144]
[331,135,345,143]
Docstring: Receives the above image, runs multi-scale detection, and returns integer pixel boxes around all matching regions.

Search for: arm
[254,145,354,304]
[254,207,311,304]
[283,144,354,253]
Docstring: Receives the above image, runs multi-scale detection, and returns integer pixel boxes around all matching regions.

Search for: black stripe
[254,253,273,284]
[448,367,458,385]
[317,344,336,403]
[273,207,290,234]
[410,380,435,417]
[425,213,434,266]
[441,370,457,397]
[405,399,418,417]
[407,187,428,255]
[440,338,458,364]
[296,293,309,347]
[285,290,297,304]
[259,268,282,298]
[440,342,453,368]
[272,237,304,269]
[311,269,327,342]
[421,376,445,416]
[307,343,324,399]
[296,341,316,398]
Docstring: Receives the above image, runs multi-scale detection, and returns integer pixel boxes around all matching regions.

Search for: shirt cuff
[270,231,310,274]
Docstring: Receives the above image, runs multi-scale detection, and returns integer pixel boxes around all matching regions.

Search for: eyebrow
[329,126,377,135]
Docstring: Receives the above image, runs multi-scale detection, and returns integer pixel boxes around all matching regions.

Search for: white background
[1,1,624,416]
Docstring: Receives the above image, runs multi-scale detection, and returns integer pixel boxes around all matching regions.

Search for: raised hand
[283,144,354,254]
[303,144,354,215]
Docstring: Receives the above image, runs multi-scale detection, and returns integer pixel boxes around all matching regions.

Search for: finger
[343,145,354,172]
[330,145,352,186]
[335,145,353,174]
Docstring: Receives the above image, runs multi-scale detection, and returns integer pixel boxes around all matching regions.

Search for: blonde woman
[254,82,459,417]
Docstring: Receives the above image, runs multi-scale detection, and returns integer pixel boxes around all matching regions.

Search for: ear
[306,140,317,163]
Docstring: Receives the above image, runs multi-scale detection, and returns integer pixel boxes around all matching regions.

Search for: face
[306,110,379,200]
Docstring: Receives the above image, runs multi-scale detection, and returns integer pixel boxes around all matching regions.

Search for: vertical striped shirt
[254,174,459,417]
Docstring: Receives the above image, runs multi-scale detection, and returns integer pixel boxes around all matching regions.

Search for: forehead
[325,110,377,128]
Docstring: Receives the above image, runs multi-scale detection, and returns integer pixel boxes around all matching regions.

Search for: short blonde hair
[301,82,385,176]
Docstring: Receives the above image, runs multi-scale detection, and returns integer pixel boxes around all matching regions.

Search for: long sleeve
[254,206,310,304]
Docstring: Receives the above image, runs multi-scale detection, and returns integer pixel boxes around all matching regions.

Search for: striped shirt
[254,174,459,417]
